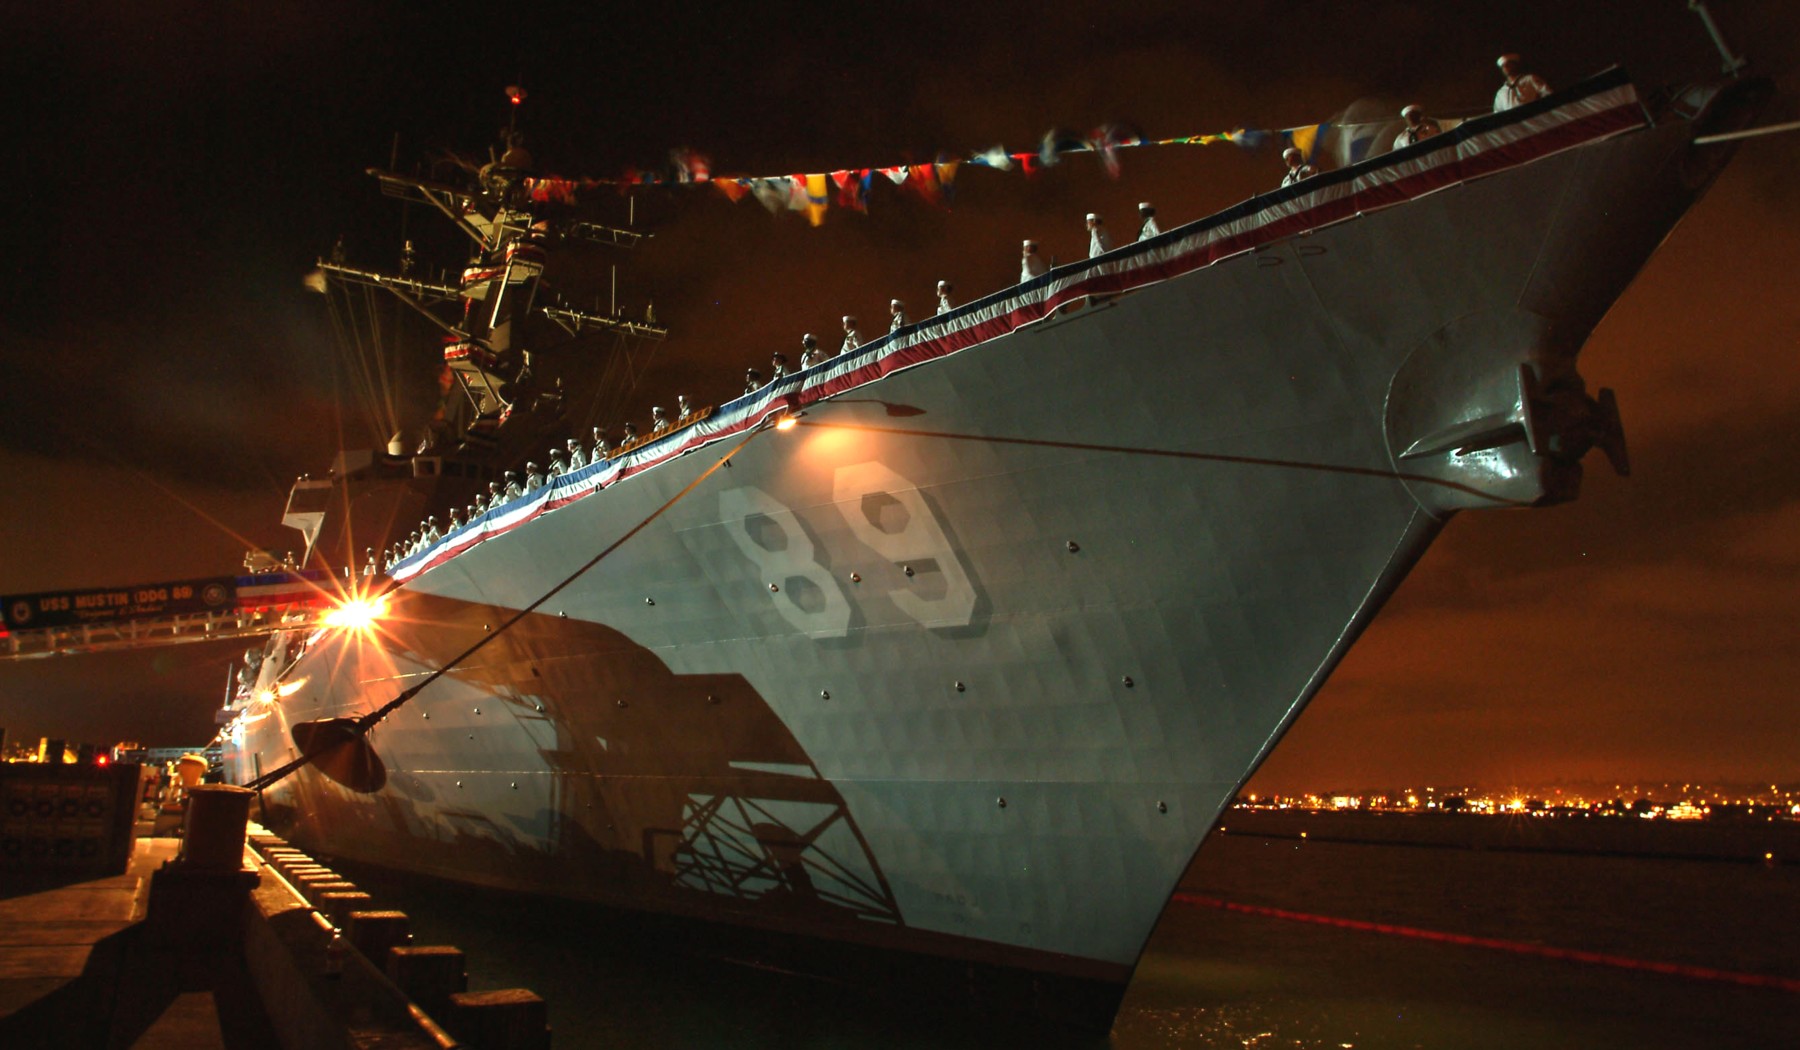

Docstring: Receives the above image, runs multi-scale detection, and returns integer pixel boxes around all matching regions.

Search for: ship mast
[304,88,668,461]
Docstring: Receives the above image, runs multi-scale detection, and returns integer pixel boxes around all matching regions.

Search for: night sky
[2,3,1795,793]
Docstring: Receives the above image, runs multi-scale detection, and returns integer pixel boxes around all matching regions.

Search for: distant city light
[1225,782,1796,826]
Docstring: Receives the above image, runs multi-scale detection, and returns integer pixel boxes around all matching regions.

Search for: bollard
[146,784,259,947]
[347,909,412,964]
[318,890,374,928]
[180,784,254,869]
[447,988,550,1050]
[301,880,359,906]
[388,945,468,1018]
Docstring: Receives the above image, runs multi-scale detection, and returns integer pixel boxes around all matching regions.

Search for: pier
[0,768,551,1049]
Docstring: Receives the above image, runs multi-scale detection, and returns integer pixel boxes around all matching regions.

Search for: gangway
[0,570,339,662]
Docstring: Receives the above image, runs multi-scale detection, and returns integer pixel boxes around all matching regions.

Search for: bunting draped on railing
[523,114,1402,226]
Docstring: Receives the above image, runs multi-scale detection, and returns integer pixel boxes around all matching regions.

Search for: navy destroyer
[219,67,1767,1025]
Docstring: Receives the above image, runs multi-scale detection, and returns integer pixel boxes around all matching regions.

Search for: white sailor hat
[1085,212,1100,222]
[842,314,855,323]
[1023,239,1037,249]
[890,299,902,309]
[803,332,816,341]
[1283,147,1303,161]
[1497,53,1521,67]
[1138,202,1154,213]
[937,279,949,289]
[1402,104,1423,118]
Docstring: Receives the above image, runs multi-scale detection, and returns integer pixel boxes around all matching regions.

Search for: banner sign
[1,570,331,631]
[4,577,239,631]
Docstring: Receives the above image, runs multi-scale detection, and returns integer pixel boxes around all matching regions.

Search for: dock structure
[0,784,551,1049]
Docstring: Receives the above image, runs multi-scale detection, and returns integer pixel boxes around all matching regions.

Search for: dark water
[333,819,1800,1049]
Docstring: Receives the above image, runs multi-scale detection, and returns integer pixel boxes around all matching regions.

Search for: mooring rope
[244,426,763,793]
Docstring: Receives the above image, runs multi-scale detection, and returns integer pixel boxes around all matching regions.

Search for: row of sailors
[1281,54,1552,187]
[1019,203,1163,281]
[728,203,1162,393]
[385,395,717,568]
[738,281,952,392]
[737,203,1168,401]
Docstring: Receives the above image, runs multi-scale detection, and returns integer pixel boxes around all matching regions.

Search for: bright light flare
[276,677,309,698]
[775,414,799,431]
[322,596,390,631]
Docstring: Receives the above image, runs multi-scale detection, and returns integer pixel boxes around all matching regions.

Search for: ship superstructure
[222,69,1767,1026]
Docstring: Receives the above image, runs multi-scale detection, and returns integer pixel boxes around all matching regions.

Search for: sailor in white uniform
[889,299,907,333]
[936,280,953,314]
[841,315,862,355]
[1021,240,1046,281]
[799,333,822,369]
[650,406,670,435]
[769,353,789,381]
[744,368,763,395]
[1280,147,1315,187]
[676,394,693,422]
[1136,202,1160,241]
[1494,54,1550,111]
[1393,104,1441,149]
[566,438,586,471]
[1086,213,1112,257]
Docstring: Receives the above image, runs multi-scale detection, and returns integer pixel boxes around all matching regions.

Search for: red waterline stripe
[1171,892,1800,994]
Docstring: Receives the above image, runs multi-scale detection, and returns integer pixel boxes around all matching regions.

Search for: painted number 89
[721,461,976,637]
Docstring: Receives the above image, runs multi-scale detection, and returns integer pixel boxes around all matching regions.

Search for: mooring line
[245,428,763,793]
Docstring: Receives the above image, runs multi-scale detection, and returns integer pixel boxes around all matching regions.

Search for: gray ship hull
[225,72,1756,1020]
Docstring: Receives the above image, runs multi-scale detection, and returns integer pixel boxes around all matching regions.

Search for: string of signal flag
[518,118,1371,226]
